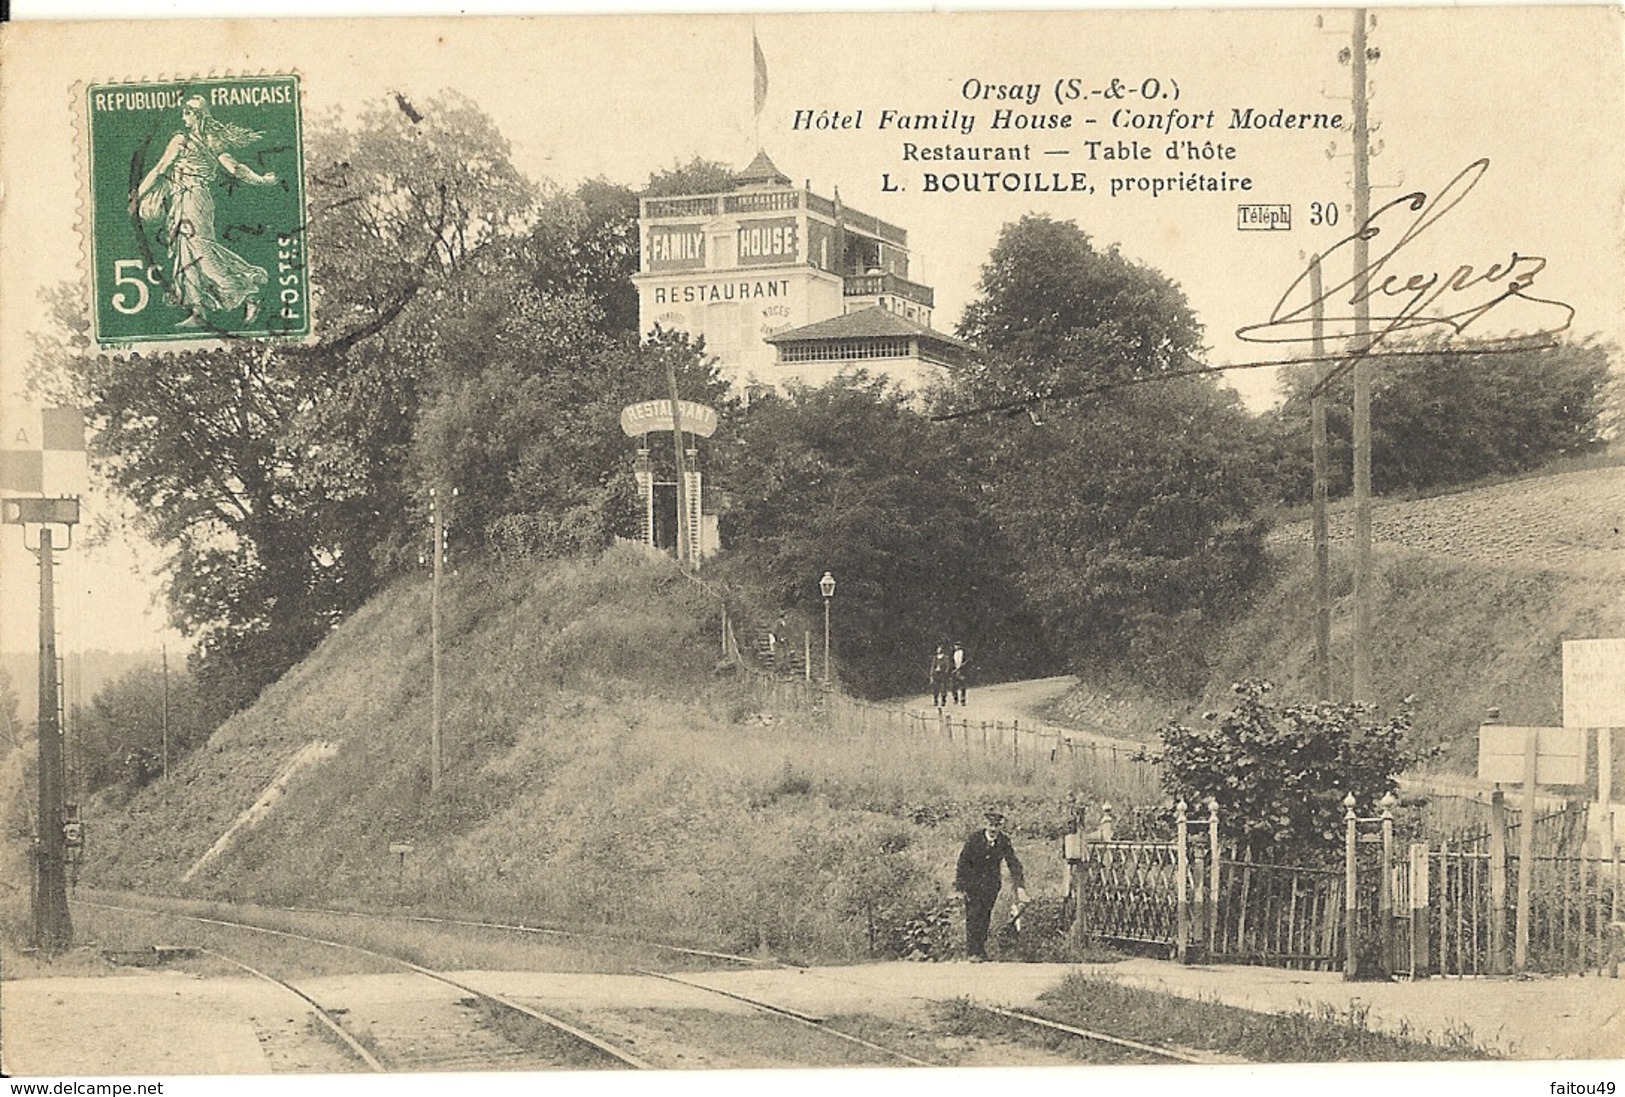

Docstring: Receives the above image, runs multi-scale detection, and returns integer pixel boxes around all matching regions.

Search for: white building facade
[633,151,959,395]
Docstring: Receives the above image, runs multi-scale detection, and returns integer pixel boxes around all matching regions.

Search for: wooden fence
[738,668,1162,804]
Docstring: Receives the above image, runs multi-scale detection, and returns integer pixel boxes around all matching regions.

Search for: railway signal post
[5,495,80,954]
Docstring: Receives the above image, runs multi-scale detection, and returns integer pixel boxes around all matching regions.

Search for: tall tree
[954,214,1203,400]
[521,158,738,340]
[965,383,1270,694]
[73,664,210,792]
[410,289,732,556]
[948,216,1268,695]
[525,178,642,338]
[35,94,537,719]
[645,156,737,198]
[715,375,1052,698]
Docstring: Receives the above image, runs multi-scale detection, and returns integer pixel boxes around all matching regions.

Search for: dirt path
[902,674,1141,750]
[0,972,281,1075]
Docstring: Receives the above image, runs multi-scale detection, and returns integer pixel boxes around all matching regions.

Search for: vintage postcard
[0,7,1622,1095]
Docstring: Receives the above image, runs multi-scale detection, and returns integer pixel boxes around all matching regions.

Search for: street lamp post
[819,571,835,685]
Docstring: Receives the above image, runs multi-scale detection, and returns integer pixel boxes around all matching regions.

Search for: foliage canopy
[954,214,1204,400]
[714,374,1053,697]
[1265,337,1615,501]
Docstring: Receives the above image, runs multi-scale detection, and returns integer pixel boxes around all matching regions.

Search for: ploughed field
[1269,467,1625,575]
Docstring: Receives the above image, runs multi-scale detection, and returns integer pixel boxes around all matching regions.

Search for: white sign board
[1477,725,1586,786]
[1564,639,1625,728]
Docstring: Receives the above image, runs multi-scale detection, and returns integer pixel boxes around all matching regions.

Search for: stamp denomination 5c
[83,75,308,349]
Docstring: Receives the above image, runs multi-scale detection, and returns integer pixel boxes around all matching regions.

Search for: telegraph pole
[1310,254,1333,702]
[429,488,444,792]
[35,527,71,950]
[161,643,170,781]
[1349,7,1375,700]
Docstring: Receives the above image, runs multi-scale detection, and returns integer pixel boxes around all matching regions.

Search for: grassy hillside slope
[1048,466,1625,770]
[67,545,1095,963]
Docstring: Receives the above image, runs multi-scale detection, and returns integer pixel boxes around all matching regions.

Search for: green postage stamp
[83,76,309,349]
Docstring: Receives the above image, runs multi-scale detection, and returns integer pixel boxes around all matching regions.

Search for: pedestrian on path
[950,641,968,705]
[954,809,1027,961]
[929,645,952,708]
[771,613,790,676]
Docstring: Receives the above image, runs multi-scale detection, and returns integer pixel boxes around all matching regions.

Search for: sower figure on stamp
[929,644,951,708]
[131,95,279,329]
[954,809,1027,962]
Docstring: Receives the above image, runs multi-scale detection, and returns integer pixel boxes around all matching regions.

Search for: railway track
[255,904,1216,1065]
[75,898,938,1070]
[80,899,652,1071]
[280,903,774,967]
[75,897,1238,1070]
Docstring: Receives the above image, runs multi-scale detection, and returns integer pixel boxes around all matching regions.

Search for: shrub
[1152,680,1437,859]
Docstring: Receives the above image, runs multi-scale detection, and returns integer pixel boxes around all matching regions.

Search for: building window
[778,338,911,363]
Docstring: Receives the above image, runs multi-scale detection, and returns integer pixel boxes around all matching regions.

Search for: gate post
[1515,730,1537,973]
[1175,800,1190,964]
[1207,798,1221,957]
[1068,808,1088,944]
[1344,793,1359,980]
[1489,789,1510,974]
[1409,841,1430,978]
[1380,792,1397,977]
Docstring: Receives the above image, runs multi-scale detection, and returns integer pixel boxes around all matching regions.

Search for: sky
[1,4,1621,657]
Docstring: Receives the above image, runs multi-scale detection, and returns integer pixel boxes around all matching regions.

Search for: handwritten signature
[1236,159,1574,348]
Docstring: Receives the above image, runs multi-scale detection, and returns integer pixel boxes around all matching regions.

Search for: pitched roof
[765,307,973,349]
[734,149,792,188]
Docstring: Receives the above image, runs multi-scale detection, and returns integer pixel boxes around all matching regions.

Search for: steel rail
[77,898,653,1070]
[280,903,772,966]
[972,1002,1224,1064]
[638,969,939,1067]
[195,947,386,1072]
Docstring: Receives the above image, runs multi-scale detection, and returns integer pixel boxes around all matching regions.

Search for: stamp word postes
[84,75,308,349]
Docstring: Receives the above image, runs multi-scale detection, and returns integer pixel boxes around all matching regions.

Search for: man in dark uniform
[954,809,1028,961]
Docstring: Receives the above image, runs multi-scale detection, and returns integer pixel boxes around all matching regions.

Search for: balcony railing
[723,191,801,213]
[843,272,934,308]
[644,190,909,248]
[645,191,806,219]
[643,196,721,219]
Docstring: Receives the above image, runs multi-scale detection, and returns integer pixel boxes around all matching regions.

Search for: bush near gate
[1151,680,1436,858]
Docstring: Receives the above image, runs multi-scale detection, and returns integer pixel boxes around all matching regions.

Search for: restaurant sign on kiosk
[619,399,718,438]
[620,399,720,563]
